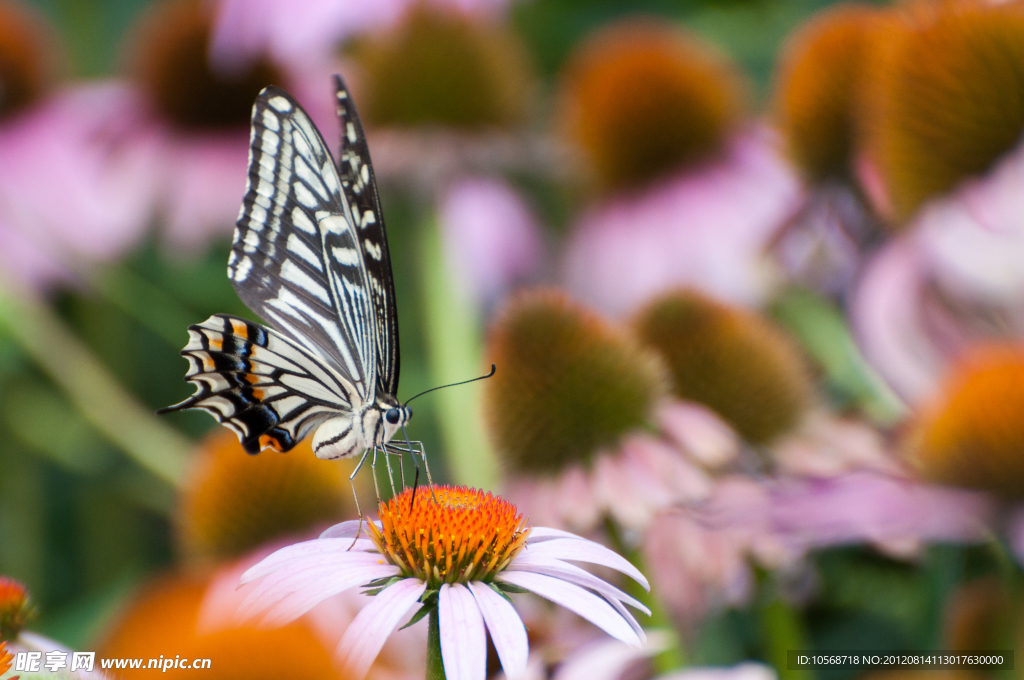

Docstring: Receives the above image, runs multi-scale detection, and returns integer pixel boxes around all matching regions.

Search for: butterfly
[160,76,425,499]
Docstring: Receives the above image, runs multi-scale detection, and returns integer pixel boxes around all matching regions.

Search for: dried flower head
[356,3,534,130]
[483,288,669,474]
[0,0,57,120]
[130,0,282,130]
[863,1,1024,220]
[634,289,812,444]
[558,18,745,194]
[906,343,1024,496]
[775,3,883,182]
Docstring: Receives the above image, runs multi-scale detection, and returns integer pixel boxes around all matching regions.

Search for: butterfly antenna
[402,364,496,407]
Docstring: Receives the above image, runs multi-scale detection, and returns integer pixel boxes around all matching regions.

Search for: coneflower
[775,3,883,183]
[178,430,364,562]
[633,290,812,445]
[863,1,1024,221]
[483,288,668,474]
[557,17,746,194]
[355,3,534,130]
[906,343,1024,496]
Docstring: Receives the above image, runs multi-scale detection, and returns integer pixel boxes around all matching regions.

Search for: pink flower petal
[467,582,529,680]
[337,578,427,680]
[498,571,641,647]
[518,539,649,591]
[440,583,487,680]
[507,555,650,615]
[525,527,588,543]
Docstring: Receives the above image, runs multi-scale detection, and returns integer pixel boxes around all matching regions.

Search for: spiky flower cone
[356,3,534,129]
[775,3,883,183]
[634,290,812,445]
[179,430,364,561]
[484,289,668,474]
[557,18,745,194]
[906,344,1024,497]
[863,1,1024,221]
[131,0,281,130]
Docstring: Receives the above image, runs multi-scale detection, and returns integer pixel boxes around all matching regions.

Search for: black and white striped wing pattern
[333,77,400,398]
[162,80,400,455]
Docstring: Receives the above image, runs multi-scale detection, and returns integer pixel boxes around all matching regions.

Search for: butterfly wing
[158,315,355,453]
[332,75,400,397]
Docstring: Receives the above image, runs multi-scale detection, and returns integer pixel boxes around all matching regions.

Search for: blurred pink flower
[211,0,511,72]
[503,400,733,534]
[438,177,544,308]
[659,664,777,680]
[0,82,160,289]
[853,139,1024,403]
[562,127,802,317]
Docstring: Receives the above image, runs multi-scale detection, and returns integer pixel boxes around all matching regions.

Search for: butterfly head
[381,403,412,443]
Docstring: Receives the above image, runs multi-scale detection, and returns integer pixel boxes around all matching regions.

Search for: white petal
[499,571,642,646]
[468,582,529,680]
[506,555,650,615]
[241,538,376,583]
[337,578,427,680]
[259,562,400,626]
[239,552,389,615]
[440,584,487,680]
[518,539,649,591]
[320,519,382,539]
[525,527,587,543]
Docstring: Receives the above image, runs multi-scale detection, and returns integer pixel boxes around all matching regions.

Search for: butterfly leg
[399,425,437,504]
[347,449,371,550]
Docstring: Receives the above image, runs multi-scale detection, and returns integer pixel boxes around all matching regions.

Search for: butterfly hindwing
[159,314,354,453]
[333,75,400,397]
[227,86,379,400]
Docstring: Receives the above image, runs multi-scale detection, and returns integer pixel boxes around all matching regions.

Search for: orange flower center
[0,576,30,642]
[368,486,530,588]
[0,640,13,676]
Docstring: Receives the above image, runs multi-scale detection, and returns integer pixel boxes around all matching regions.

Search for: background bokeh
[2,0,1024,678]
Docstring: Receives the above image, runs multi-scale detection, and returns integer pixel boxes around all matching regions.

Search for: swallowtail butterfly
[161,77,418,488]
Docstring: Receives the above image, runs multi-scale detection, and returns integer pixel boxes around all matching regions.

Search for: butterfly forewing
[228,86,378,397]
[333,76,400,397]
[163,79,406,458]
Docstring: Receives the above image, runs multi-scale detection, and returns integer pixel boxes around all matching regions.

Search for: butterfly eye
[385,408,401,425]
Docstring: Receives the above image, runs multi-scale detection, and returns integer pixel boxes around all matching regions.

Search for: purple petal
[498,572,642,646]
[467,582,529,680]
[337,578,427,680]
[507,555,650,615]
[439,584,487,680]
[518,539,649,591]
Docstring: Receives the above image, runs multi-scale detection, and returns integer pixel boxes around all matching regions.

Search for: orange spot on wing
[230,318,249,338]
[201,353,215,371]
[259,434,283,451]
[244,374,260,384]
[209,336,223,351]
[252,388,265,400]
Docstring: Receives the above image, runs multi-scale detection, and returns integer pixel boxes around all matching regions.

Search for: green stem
[0,283,191,487]
[420,214,498,488]
[427,607,446,680]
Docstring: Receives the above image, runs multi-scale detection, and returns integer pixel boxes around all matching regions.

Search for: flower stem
[427,607,446,680]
